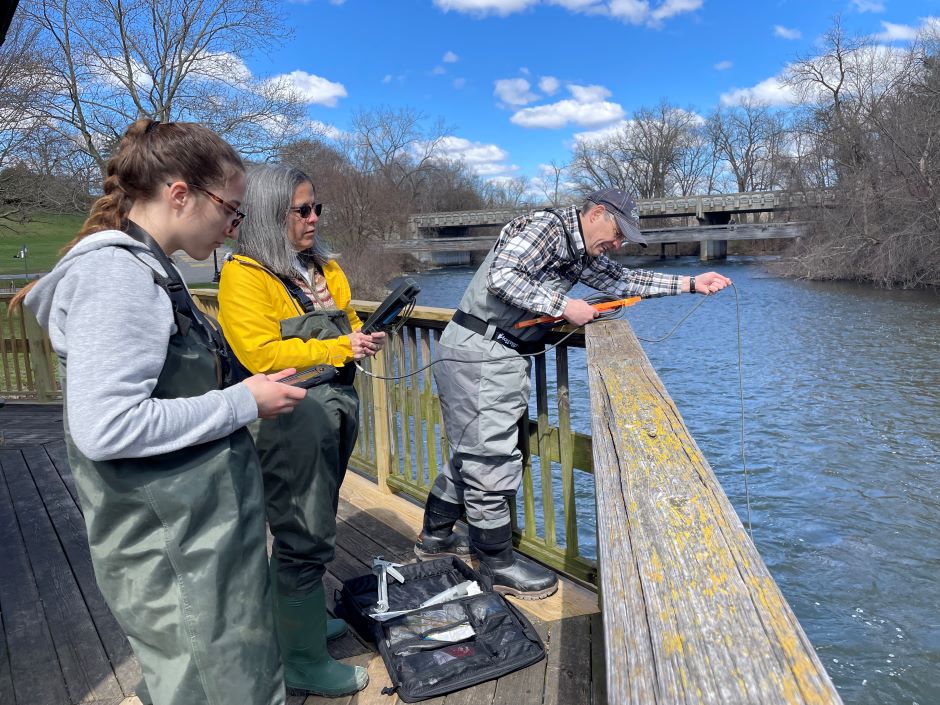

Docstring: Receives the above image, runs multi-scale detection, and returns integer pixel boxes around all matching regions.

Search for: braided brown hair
[11,119,242,309]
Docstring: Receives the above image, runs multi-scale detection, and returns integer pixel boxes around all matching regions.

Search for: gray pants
[430,324,531,530]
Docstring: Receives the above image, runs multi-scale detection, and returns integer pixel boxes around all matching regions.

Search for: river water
[404,256,939,705]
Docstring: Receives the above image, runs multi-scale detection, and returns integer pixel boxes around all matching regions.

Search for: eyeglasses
[288,202,322,219]
[187,183,246,228]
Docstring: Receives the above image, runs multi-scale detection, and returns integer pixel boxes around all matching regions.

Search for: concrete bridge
[405,189,830,235]
[394,190,825,263]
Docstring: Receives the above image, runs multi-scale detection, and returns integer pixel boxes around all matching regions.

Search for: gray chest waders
[421,234,573,597]
[62,245,285,705]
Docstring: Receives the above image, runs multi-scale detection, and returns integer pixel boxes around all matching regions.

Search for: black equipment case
[338,557,546,702]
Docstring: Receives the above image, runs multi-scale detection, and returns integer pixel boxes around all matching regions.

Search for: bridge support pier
[700,239,727,261]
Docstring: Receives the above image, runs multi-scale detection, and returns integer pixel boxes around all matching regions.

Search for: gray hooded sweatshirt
[25,230,258,462]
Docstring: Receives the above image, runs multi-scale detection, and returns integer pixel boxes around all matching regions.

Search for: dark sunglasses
[288,202,322,219]
[187,183,246,228]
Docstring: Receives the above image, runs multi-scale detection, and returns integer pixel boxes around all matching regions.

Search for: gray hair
[235,163,336,276]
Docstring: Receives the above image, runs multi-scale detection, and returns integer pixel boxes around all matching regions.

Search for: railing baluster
[556,346,579,559]
[534,353,556,547]
[420,330,437,487]
[407,327,425,487]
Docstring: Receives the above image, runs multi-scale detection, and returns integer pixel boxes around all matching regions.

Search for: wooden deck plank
[0,449,71,705]
[0,608,14,705]
[23,445,140,695]
[491,618,550,705]
[542,614,594,705]
[45,438,83,512]
[1,448,124,704]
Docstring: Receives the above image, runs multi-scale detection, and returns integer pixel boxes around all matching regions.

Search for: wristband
[689,276,696,294]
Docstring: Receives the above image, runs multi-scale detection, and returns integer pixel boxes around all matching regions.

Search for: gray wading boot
[470,524,558,600]
[414,494,472,561]
[271,572,368,697]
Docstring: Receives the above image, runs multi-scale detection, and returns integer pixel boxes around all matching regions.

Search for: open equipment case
[339,557,546,702]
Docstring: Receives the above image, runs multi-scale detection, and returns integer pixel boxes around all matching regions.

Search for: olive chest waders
[63,245,285,705]
[250,291,368,696]
[416,237,580,599]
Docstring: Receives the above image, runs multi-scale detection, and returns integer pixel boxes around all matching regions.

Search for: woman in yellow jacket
[218,164,385,698]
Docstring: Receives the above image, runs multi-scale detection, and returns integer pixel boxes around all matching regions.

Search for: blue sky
[246,0,936,183]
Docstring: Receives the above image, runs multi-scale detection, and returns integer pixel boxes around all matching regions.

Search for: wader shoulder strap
[123,221,233,371]
[274,273,317,313]
[543,208,580,262]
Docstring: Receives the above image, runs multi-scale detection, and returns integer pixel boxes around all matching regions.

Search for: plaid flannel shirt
[486,206,682,317]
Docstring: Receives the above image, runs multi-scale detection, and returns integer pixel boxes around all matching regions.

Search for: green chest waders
[250,306,368,697]
[62,298,285,705]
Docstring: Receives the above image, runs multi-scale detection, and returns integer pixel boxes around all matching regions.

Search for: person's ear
[165,181,189,212]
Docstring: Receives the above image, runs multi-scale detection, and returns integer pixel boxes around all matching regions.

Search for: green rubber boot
[326,616,348,641]
[273,580,368,697]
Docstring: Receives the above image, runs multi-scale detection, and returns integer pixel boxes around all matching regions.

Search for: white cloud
[453,77,467,88]
[433,0,537,15]
[274,70,347,106]
[382,74,393,83]
[539,76,560,95]
[432,65,447,75]
[308,120,345,140]
[774,25,802,40]
[851,0,884,12]
[873,21,918,42]
[433,0,701,25]
[510,83,625,128]
[573,119,632,144]
[650,0,702,22]
[714,60,733,71]
[494,78,539,106]
[567,84,611,102]
[720,76,797,106]
[434,135,517,176]
[443,51,460,63]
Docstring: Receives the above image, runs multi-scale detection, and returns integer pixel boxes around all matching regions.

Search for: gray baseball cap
[586,187,646,246]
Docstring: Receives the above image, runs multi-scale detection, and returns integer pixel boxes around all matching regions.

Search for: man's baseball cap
[586,187,646,246]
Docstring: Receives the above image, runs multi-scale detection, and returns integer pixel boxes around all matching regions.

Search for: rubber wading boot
[273,581,368,696]
[469,524,558,600]
[414,494,471,560]
[326,617,348,641]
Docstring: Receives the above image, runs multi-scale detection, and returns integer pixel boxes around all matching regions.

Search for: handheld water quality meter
[360,278,421,334]
[280,364,339,389]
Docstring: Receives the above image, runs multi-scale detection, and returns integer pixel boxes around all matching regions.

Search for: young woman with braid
[13,119,306,705]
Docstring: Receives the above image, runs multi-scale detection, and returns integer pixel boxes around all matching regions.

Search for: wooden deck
[0,404,602,705]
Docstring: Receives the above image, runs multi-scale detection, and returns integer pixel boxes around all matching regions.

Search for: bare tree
[23,0,305,171]
[569,100,705,198]
[706,98,788,193]
[481,177,531,208]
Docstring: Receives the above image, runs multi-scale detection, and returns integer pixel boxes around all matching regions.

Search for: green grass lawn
[0,213,85,281]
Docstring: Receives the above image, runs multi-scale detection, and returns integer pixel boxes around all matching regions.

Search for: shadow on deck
[0,404,603,705]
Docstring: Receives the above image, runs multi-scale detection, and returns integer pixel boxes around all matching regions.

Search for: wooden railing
[188,291,598,582]
[586,320,842,705]
[0,295,61,402]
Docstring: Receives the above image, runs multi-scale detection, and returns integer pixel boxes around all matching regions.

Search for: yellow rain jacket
[217,254,363,374]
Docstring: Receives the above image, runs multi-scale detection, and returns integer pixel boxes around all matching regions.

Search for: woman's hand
[243,369,308,419]
[348,331,384,359]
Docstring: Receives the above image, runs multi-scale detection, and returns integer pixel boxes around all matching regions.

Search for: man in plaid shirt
[414,187,732,598]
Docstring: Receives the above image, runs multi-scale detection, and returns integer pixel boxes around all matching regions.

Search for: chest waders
[248,272,368,697]
[63,236,285,705]
[416,211,584,599]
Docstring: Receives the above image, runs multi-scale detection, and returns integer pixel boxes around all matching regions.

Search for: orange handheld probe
[513,296,641,329]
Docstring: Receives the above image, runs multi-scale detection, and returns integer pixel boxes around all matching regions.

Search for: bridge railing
[187,292,599,583]
[0,295,60,402]
[586,319,843,705]
[346,300,598,584]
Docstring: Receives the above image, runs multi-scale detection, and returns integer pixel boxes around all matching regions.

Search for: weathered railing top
[585,320,842,705]
[408,190,833,231]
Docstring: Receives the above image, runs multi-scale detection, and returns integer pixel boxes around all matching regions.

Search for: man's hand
[690,272,733,295]
[562,298,599,326]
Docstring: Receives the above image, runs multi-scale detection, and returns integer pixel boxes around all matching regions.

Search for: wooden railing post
[23,306,56,403]
[371,347,393,495]
[586,319,842,705]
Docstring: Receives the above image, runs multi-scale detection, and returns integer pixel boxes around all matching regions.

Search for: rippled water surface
[405,257,940,705]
